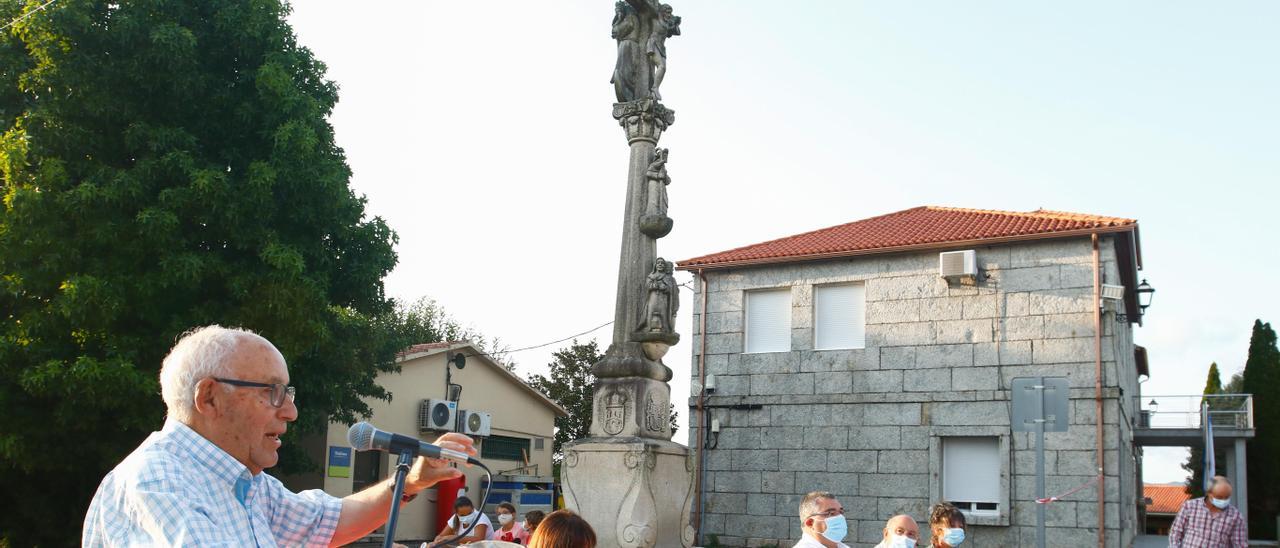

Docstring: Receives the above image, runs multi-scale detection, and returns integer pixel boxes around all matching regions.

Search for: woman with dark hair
[928,502,967,547]
[527,510,596,548]
[428,496,493,546]
[494,501,530,544]
[523,510,546,535]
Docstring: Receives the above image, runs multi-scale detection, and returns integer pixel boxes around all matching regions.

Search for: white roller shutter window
[943,437,1000,505]
[814,283,866,350]
[745,289,791,353]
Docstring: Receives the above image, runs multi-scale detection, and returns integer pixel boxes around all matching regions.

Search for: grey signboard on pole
[1012,376,1070,432]
[1011,376,1070,548]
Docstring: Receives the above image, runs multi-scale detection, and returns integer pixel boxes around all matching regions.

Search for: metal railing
[1135,394,1253,430]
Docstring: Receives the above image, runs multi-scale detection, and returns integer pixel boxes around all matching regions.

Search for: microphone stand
[383,449,415,548]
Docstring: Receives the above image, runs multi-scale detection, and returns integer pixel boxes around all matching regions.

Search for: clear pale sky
[286,1,1278,484]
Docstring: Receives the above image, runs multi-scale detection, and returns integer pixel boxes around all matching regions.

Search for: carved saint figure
[646,2,680,100]
[641,258,679,335]
[639,148,673,238]
[611,0,680,103]
[610,1,646,103]
[646,148,670,214]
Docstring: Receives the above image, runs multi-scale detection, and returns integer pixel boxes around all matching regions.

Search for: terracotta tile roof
[678,206,1136,269]
[1145,484,1193,514]
[398,341,459,357]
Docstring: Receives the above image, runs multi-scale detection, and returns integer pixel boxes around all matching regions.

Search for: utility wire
[461,320,614,359]
[457,276,693,360]
[1,0,58,32]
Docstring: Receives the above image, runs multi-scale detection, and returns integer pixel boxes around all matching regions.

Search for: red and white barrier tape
[1035,476,1100,504]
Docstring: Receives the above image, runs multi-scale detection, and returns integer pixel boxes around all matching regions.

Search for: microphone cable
[432,460,494,547]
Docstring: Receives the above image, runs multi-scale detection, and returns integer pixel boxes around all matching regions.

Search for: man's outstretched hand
[406,432,476,493]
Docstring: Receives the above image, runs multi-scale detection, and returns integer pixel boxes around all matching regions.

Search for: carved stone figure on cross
[611,0,681,103]
[641,257,679,337]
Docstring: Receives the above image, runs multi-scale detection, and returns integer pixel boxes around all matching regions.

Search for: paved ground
[1135,535,1167,548]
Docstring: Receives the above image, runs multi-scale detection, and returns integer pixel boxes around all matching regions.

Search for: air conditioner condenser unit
[939,250,978,284]
[419,399,458,432]
[458,409,492,438]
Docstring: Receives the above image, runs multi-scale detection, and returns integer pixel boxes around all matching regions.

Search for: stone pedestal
[561,439,695,548]
[590,377,672,439]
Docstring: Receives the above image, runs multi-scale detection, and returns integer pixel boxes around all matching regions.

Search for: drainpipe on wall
[1092,233,1106,547]
[694,268,709,544]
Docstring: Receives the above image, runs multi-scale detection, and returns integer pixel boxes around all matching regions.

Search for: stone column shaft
[611,139,658,346]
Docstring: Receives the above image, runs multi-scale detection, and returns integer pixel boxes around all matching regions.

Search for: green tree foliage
[670,403,680,437]
[0,1,406,544]
[1243,320,1279,539]
[527,340,600,468]
[1203,362,1224,395]
[395,296,512,371]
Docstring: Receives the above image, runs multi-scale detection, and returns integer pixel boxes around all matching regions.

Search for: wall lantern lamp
[1141,399,1159,428]
[1116,279,1156,324]
[1136,279,1155,314]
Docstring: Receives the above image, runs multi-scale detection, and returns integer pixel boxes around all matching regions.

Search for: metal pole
[383,450,414,548]
[1036,382,1047,548]
[1235,438,1249,533]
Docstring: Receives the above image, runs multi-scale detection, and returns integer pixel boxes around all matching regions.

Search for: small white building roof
[398,341,570,417]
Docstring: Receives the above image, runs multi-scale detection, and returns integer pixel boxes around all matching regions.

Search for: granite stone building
[678,206,1148,547]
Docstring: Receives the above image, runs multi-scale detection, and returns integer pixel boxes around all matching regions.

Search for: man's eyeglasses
[213,377,296,408]
[807,508,845,519]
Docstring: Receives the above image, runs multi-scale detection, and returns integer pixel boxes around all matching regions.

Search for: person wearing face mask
[429,496,493,546]
[523,510,546,535]
[874,514,920,548]
[793,491,850,548]
[927,503,967,547]
[493,502,530,544]
[1169,475,1247,548]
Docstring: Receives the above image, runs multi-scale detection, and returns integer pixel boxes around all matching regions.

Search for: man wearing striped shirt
[83,325,476,547]
[1168,476,1248,548]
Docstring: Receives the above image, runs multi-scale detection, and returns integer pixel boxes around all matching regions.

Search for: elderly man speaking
[82,325,476,547]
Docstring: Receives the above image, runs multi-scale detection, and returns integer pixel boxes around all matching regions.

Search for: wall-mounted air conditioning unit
[420,399,458,432]
[939,250,978,284]
[458,409,492,437]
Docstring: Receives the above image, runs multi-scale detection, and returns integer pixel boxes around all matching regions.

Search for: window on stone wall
[814,283,866,350]
[745,288,791,353]
[942,436,1001,515]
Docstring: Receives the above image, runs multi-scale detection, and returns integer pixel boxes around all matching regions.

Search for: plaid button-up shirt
[1168,497,1247,548]
[83,420,342,547]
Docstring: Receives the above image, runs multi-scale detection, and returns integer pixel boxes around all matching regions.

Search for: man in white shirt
[793,491,850,548]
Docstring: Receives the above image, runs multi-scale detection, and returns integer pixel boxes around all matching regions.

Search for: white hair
[159,325,266,423]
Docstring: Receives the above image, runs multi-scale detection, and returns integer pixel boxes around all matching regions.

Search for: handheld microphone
[347,422,477,465]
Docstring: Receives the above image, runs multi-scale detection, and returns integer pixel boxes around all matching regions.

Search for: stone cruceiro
[560,2,694,546]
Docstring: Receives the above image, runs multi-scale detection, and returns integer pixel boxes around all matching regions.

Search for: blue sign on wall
[328,446,352,478]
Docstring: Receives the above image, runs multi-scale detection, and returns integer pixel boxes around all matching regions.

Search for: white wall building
[283,341,566,543]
